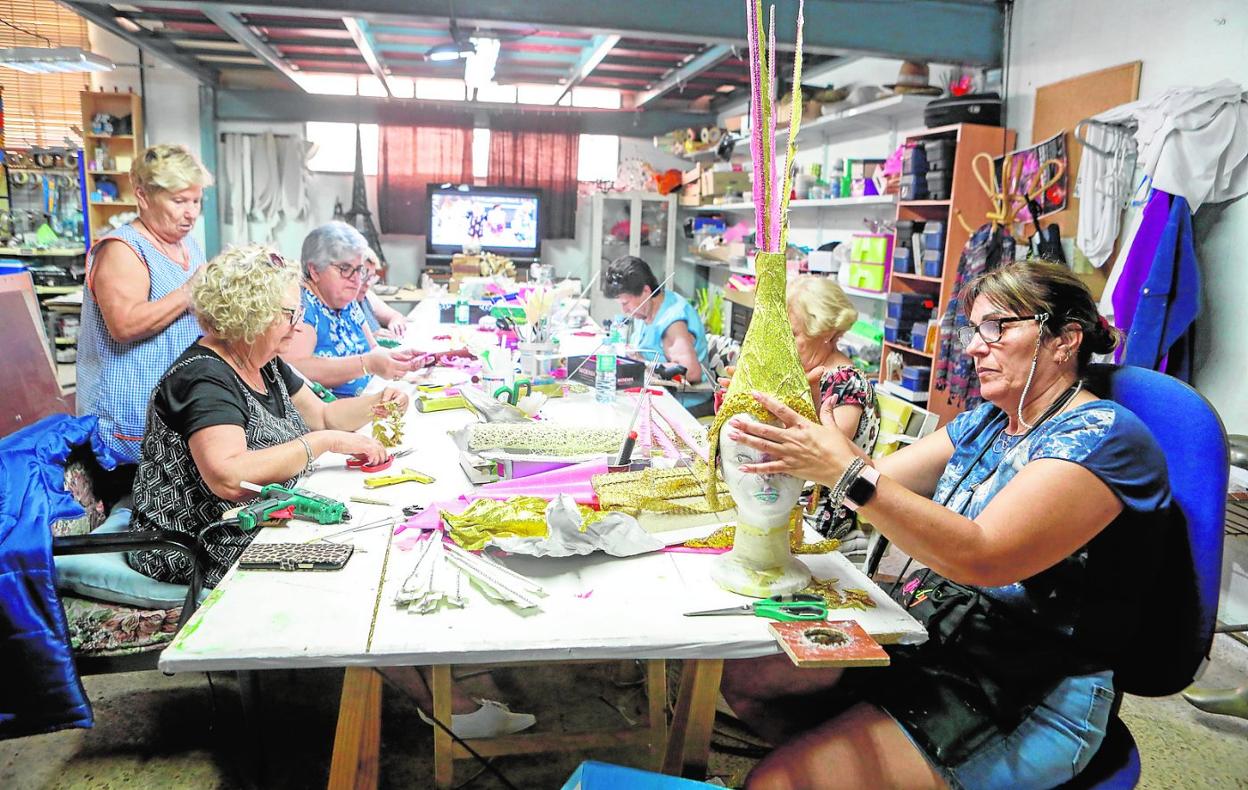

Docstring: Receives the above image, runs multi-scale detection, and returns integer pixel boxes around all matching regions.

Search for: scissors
[346,448,413,473]
[684,593,828,622]
[493,378,532,405]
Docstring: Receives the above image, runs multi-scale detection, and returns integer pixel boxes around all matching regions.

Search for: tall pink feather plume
[746,0,766,235]
[766,6,780,251]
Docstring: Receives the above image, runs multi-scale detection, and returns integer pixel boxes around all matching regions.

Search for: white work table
[158,307,925,787]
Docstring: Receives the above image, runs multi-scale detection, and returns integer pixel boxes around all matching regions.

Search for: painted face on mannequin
[718,414,805,526]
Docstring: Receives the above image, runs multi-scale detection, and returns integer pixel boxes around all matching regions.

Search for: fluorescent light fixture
[0,46,115,74]
[464,37,499,92]
[428,40,474,62]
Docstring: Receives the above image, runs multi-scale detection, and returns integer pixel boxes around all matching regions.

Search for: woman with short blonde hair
[785,275,880,552]
[78,144,214,471]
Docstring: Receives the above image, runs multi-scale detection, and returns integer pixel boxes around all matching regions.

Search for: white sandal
[418,699,537,739]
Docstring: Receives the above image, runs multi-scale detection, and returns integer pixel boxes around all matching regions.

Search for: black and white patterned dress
[127,350,309,587]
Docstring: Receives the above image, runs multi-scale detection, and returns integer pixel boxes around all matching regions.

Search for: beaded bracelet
[831,458,866,511]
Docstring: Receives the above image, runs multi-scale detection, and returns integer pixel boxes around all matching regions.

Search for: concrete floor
[3,635,1247,789]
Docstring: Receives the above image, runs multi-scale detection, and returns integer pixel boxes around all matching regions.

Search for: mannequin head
[718,414,804,527]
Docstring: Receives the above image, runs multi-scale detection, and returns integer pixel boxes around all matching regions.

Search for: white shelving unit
[775,93,933,147]
[690,195,896,213]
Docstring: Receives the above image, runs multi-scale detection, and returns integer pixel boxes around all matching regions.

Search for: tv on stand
[427,184,542,259]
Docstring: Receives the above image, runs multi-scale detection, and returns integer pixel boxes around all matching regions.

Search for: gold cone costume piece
[706,0,813,508]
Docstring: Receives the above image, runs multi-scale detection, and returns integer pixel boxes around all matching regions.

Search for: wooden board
[0,274,71,438]
[1033,62,1141,297]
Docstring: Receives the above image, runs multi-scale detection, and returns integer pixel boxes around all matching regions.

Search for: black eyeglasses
[957,313,1049,348]
[329,262,366,281]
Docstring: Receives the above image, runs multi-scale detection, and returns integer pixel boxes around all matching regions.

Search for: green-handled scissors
[684,593,828,622]
[493,378,533,405]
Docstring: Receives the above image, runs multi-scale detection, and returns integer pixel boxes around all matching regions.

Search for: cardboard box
[679,164,705,206]
[567,355,647,390]
[695,241,747,264]
[700,169,751,197]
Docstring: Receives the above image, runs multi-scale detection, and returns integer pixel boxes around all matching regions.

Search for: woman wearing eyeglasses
[125,244,404,587]
[718,261,1177,790]
[357,246,408,338]
[78,144,212,469]
[284,222,426,397]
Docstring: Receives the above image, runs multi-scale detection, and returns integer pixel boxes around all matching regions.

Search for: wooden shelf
[89,199,137,206]
[35,285,82,295]
[84,133,134,140]
[882,340,934,359]
[892,272,944,284]
[87,169,126,175]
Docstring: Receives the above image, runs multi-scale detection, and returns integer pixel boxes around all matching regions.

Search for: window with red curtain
[378,125,473,235]
[487,128,580,239]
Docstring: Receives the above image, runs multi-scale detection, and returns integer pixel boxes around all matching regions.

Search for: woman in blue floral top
[284,222,426,397]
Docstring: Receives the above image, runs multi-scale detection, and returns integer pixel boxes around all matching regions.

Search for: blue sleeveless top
[358,295,381,333]
[628,290,708,367]
[301,287,371,397]
[77,224,205,464]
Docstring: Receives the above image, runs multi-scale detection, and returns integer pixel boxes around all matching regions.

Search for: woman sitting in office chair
[720,261,1178,790]
[125,243,533,738]
[602,256,710,414]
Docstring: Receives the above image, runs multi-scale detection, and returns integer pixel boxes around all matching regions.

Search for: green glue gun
[235,482,349,531]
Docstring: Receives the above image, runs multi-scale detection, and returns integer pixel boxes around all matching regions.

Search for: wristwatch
[842,465,881,512]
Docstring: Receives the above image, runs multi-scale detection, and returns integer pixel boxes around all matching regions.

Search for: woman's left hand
[729,391,856,487]
[373,387,409,416]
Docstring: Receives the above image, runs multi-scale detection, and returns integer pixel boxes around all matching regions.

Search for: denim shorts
[896,670,1116,790]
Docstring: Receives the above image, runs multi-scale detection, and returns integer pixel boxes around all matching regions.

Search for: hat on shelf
[884,61,944,96]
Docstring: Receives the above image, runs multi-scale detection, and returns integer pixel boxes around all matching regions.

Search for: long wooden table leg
[646,659,668,770]
[328,667,382,790]
[661,658,724,779]
[431,665,454,790]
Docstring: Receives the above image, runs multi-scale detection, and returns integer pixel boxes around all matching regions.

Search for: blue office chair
[1060,364,1228,789]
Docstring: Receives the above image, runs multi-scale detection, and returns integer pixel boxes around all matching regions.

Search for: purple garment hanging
[1110,190,1171,362]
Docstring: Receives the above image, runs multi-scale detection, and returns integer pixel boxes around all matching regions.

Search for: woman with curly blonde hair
[125,243,406,588]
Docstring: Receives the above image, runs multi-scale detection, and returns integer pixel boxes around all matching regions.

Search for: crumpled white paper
[490,494,665,558]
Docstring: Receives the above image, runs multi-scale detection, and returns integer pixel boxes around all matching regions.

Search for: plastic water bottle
[454,296,470,325]
[595,328,620,404]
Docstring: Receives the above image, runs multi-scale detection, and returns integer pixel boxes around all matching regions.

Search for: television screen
[427,185,542,257]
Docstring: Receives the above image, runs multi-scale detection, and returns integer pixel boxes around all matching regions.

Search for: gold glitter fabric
[467,424,625,455]
[802,577,877,611]
[594,463,734,515]
[706,252,817,508]
[441,495,607,551]
[372,400,404,448]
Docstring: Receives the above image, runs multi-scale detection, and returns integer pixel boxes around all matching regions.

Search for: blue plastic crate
[922,249,944,278]
[563,761,718,789]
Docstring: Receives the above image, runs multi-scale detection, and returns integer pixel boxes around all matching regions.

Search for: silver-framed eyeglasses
[957,313,1049,348]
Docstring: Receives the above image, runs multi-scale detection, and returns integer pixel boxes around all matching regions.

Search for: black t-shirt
[153,341,306,438]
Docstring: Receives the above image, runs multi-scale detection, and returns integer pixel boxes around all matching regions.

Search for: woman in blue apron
[601,256,709,411]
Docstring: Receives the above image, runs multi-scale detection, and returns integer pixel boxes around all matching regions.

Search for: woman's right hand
[364,348,421,380]
[319,430,388,466]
